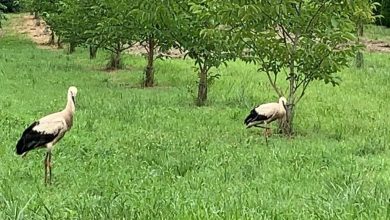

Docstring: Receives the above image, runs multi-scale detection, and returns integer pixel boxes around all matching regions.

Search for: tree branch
[295,79,310,104]
[104,46,116,53]
[279,24,294,45]
[293,1,301,16]
[120,42,136,52]
[305,1,328,33]
[266,71,283,97]
[294,43,337,104]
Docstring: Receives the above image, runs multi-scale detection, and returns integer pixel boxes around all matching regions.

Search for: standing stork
[244,97,287,143]
[16,86,78,185]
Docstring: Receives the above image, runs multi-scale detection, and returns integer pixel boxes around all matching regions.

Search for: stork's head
[68,86,78,105]
[279,97,287,109]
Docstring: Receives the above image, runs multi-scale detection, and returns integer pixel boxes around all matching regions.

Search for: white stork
[244,97,287,142]
[16,86,78,184]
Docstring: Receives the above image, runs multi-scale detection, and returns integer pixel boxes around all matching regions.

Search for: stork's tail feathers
[244,109,259,126]
[16,121,57,155]
[16,122,39,155]
[244,109,269,128]
[16,139,35,155]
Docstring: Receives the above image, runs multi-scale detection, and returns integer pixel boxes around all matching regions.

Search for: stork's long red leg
[44,152,49,185]
[263,129,269,145]
[265,128,272,137]
[48,152,52,185]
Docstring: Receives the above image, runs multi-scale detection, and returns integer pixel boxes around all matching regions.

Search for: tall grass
[1,17,390,219]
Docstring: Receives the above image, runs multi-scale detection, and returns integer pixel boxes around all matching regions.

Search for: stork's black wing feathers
[16,121,58,155]
[244,109,271,125]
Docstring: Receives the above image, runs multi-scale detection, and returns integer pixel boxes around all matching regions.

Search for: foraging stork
[16,86,78,184]
[244,97,287,142]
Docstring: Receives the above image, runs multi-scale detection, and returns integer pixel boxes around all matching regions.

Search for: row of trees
[5,0,377,135]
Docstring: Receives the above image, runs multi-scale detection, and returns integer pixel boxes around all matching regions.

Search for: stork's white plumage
[16,86,77,184]
[244,97,287,142]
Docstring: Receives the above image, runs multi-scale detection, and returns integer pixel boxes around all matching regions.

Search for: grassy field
[365,25,390,42]
[1,16,390,219]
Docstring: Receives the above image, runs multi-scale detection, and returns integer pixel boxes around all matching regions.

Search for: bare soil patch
[127,42,185,58]
[10,14,56,49]
[363,39,390,53]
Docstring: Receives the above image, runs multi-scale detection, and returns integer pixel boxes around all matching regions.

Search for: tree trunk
[282,52,297,135]
[107,44,122,70]
[35,17,41,26]
[196,66,208,106]
[57,36,63,49]
[356,21,364,68]
[89,46,98,59]
[68,42,76,54]
[34,11,39,19]
[109,51,121,69]
[48,31,55,45]
[144,38,155,87]
[356,51,364,68]
[280,104,295,135]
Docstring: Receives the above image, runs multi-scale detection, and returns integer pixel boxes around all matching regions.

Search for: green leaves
[209,1,362,90]
[195,0,371,132]
[167,0,242,105]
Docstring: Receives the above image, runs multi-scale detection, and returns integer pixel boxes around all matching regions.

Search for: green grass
[1,16,390,219]
[365,25,390,42]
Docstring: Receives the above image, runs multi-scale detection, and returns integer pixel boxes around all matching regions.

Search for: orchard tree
[350,0,378,68]
[131,0,177,87]
[202,0,370,135]
[39,0,63,45]
[173,1,237,106]
[54,0,101,54]
[85,0,139,69]
[29,0,43,19]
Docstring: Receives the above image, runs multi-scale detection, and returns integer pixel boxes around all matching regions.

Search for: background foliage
[0,0,19,12]
[375,0,390,27]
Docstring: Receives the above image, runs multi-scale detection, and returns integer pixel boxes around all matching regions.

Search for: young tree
[39,0,62,45]
[350,1,378,68]
[131,0,177,87]
[52,0,96,52]
[172,1,237,106]
[28,0,43,19]
[84,0,139,69]
[203,0,369,135]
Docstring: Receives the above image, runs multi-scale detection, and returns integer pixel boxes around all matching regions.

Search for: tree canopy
[172,0,238,106]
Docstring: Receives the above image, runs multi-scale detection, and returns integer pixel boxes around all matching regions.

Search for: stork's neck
[65,93,76,114]
[279,99,287,111]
